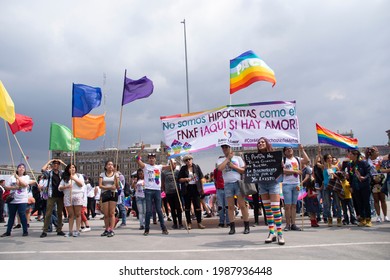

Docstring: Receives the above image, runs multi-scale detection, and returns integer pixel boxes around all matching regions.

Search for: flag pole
[12,134,38,183]
[115,69,127,167]
[181,19,190,114]
[4,120,16,170]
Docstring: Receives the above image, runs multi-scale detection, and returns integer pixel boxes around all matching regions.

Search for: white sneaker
[72,231,80,237]
[376,216,382,223]
[384,216,390,222]
[81,227,91,232]
[64,232,71,237]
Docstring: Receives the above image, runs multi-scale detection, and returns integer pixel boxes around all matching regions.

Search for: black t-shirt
[51,171,63,198]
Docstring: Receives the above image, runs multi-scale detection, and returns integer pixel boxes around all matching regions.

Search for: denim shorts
[258,182,280,195]
[282,183,299,205]
[224,181,241,198]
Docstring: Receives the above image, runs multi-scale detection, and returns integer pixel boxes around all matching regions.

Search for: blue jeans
[144,189,166,231]
[282,183,299,205]
[117,203,127,225]
[136,196,146,227]
[216,188,229,225]
[323,189,342,219]
[7,203,28,235]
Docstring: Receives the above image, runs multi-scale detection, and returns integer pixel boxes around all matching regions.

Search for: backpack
[124,182,131,197]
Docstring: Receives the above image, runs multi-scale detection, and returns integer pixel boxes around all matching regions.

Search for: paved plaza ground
[1,203,389,260]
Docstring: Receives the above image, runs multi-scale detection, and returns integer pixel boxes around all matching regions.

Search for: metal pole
[181,19,190,113]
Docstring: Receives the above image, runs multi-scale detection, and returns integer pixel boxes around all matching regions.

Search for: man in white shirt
[136,144,171,236]
[217,144,250,235]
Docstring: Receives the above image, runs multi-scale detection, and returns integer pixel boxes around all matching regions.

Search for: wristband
[135,155,141,161]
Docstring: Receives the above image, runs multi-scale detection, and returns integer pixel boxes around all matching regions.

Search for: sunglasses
[185,158,192,162]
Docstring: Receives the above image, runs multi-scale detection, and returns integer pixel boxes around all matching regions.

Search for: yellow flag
[0,81,16,123]
[72,113,106,140]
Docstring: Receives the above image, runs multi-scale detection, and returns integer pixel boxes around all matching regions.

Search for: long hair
[63,164,77,183]
[257,137,273,152]
[136,168,144,180]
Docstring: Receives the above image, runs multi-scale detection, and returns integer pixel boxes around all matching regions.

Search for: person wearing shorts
[256,137,285,245]
[59,164,85,237]
[217,144,250,235]
[282,145,310,231]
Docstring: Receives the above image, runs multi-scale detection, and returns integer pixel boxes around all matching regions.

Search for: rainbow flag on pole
[230,50,276,94]
[316,123,358,149]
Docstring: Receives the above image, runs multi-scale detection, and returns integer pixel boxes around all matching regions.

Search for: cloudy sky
[1,0,389,175]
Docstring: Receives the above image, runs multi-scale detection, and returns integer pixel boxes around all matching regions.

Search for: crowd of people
[0,141,389,246]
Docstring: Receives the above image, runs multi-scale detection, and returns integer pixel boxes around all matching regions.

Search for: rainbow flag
[230,50,276,94]
[316,123,358,149]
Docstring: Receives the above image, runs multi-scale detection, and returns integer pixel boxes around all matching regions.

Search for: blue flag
[72,84,102,117]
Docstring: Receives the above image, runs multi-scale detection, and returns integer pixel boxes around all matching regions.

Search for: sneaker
[178,225,184,230]
[187,224,192,230]
[72,231,80,237]
[1,232,10,237]
[143,230,149,236]
[218,223,225,228]
[81,227,91,232]
[197,223,205,229]
[376,216,382,223]
[385,216,390,222]
[64,232,71,237]
[290,224,302,231]
[167,217,172,221]
[101,230,109,237]
[118,223,126,228]
[365,220,373,227]
[278,235,285,245]
[22,232,28,237]
[13,224,21,229]
[57,231,66,236]
[171,224,178,230]
[265,233,277,244]
[107,231,115,237]
[40,232,47,238]
[162,228,169,235]
[283,225,290,231]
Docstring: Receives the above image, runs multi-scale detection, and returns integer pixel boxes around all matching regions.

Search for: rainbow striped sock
[263,200,274,234]
[271,201,282,236]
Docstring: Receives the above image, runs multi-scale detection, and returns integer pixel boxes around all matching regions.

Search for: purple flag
[122,76,154,105]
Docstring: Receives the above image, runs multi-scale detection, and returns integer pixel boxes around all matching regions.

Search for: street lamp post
[181,19,190,114]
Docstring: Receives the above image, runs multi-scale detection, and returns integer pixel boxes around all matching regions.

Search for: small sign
[244,151,283,183]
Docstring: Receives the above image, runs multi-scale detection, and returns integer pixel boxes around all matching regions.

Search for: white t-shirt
[217,155,245,183]
[86,183,95,198]
[143,164,163,190]
[6,175,30,204]
[135,179,145,198]
[59,174,85,195]
[99,172,117,194]
[283,157,302,185]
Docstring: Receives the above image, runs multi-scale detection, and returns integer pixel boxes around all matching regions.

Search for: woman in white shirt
[59,164,85,237]
[1,163,31,237]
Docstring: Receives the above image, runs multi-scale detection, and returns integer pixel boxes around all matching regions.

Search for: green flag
[49,122,80,151]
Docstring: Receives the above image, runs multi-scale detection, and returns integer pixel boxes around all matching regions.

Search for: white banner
[160,101,300,157]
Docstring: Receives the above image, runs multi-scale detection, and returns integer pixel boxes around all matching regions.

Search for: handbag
[238,179,257,196]
[101,191,113,203]
[5,192,15,203]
